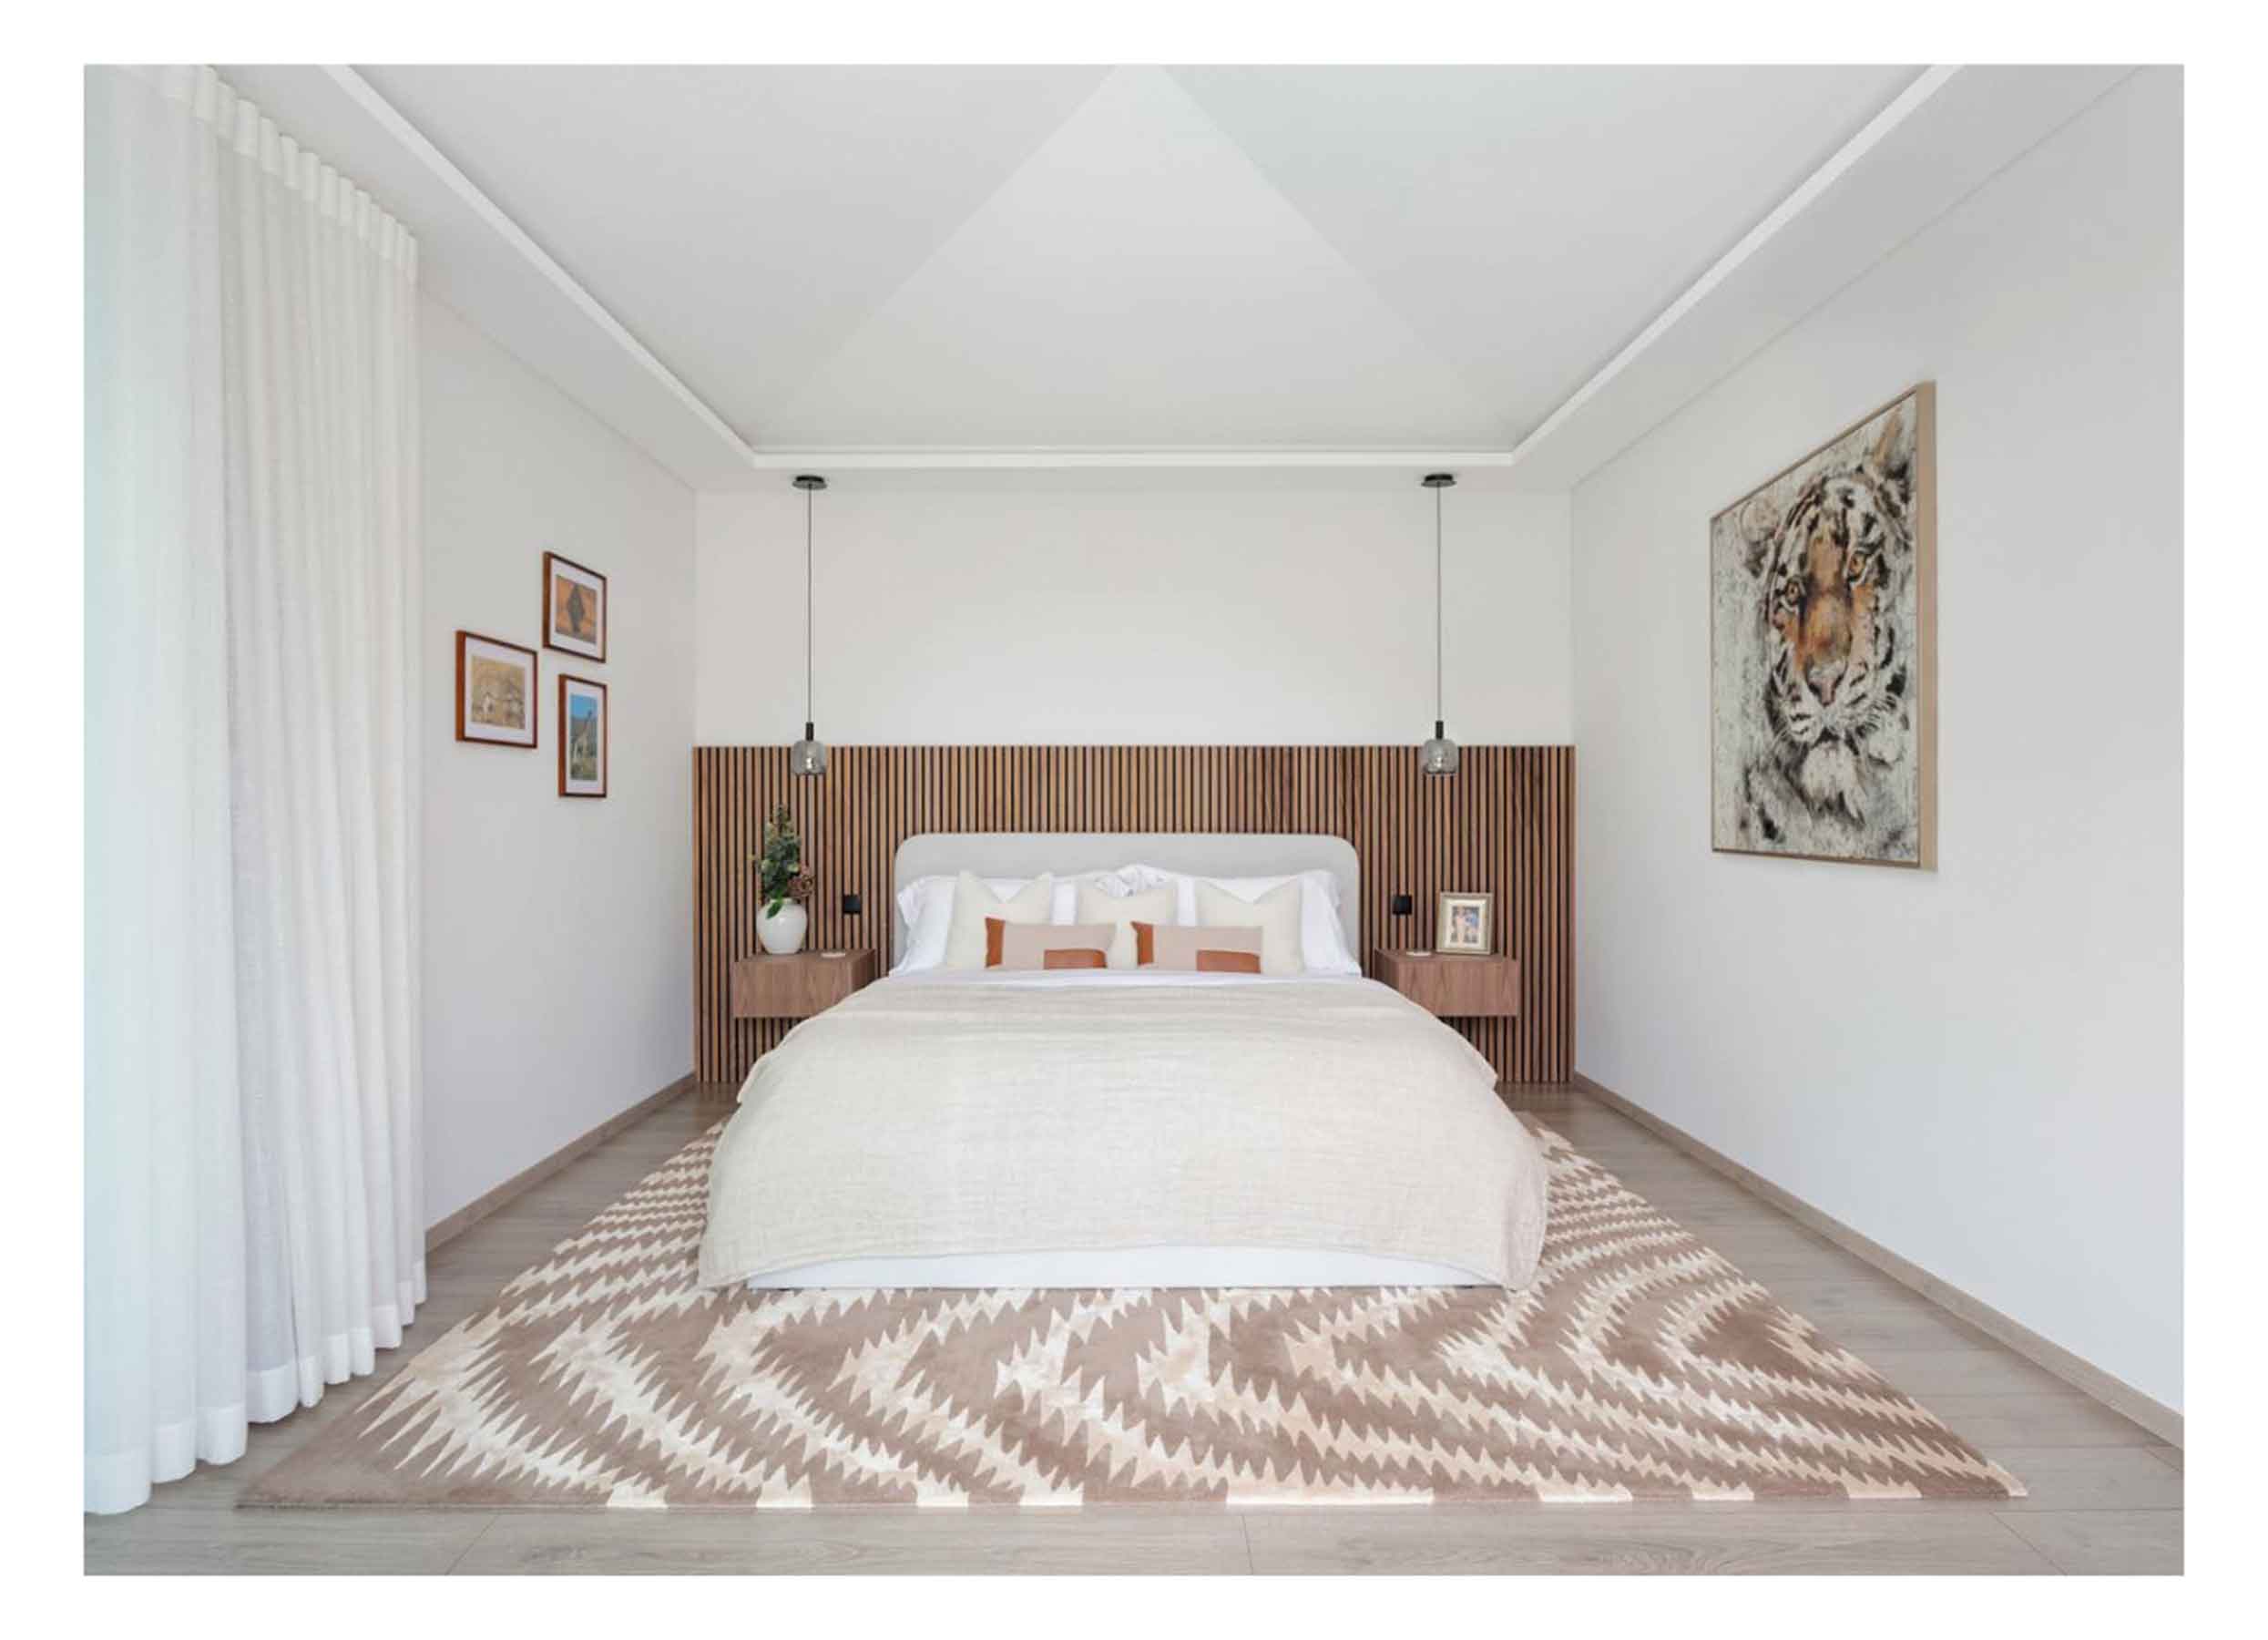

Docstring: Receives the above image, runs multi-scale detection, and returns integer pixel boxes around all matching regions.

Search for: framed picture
[455,630,537,747]
[1711,384,1936,867]
[558,674,608,798]
[542,550,608,662]
[1435,891,1493,956]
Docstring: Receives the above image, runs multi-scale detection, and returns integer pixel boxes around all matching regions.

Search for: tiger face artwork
[1710,388,1932,866]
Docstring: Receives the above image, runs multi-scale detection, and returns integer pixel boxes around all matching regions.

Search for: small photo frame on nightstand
[1435,891,1493,956]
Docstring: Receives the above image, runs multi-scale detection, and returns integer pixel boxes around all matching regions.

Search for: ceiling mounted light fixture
[1420,473,1460,777]
[790,474,828,777]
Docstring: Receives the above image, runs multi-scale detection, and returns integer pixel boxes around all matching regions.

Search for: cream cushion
[1136,923,1265,973]
[1194,878,1305,977]
[990,921,1115,970]
[945,871,1054,969]
[1076,880,1178,969]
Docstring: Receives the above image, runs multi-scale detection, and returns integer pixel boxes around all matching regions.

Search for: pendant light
[1420,472,1460,776]
[789,474,828,777]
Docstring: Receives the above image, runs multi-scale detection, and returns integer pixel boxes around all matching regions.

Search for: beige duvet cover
[698,975,1548,1289]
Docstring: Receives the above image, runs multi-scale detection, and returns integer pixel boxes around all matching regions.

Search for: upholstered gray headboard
[890,832,1359,963]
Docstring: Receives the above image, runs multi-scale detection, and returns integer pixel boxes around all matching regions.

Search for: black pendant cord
[803,480,814,740]
[1434,479,1445,734]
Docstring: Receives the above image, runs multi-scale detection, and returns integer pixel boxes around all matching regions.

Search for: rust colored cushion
[986,919,1116,971]
[1131,922,1265,974]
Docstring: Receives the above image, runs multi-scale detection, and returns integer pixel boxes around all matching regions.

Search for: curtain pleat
[85,65,423,1513]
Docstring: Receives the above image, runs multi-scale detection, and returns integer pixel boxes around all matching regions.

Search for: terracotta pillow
[986,919,1115,971]
[1130,922,1265,974]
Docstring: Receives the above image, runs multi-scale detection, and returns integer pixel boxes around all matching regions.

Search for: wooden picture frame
[455,630,538,747]
[1435,891,1494,956]
[542,550,608,663]
[1709,383,1936,868]
[557,674,608,797]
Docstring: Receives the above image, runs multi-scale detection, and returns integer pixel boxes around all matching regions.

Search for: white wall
[1569,70,2181,1409]
[695,483,1570,745]
[422,296,698,1226]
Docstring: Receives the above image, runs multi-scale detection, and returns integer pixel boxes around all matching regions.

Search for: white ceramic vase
[757,899,808,956]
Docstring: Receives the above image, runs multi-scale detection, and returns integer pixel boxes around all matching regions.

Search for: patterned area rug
[245,1120,2023,1507]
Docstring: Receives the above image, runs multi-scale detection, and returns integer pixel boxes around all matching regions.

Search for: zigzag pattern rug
[245,1119,2023,1507]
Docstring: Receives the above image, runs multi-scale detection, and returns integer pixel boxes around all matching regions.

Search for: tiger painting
[1710,386,1932,866]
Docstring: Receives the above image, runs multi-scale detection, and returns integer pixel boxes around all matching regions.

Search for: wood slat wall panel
[693,745,1574,1083]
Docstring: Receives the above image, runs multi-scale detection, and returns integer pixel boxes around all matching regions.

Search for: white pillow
[1075,880,1179,969]
[891,878,957,974]
[1121,864,1359,975]
[944,871,1055,970]
[1194,878,1304,976]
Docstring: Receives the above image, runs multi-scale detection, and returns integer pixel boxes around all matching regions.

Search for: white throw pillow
[1212,871,1361,976]
[1194,878,1304,976]
[944,871,1055,970]
[1124,864,1358,974]
[1076,880,1179,969]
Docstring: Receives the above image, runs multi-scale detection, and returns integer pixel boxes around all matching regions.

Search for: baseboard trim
[424,1072,698,1254]
[1569,1071,2182,1448]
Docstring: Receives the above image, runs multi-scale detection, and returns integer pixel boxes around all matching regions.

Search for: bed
[697,833,1548,1291]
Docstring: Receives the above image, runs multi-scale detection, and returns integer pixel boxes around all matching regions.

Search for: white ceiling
[356,64,1916,453]
[217,64,2134,487]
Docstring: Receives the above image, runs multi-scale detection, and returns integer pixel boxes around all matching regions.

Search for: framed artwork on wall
[542,550,608,662]
[455,630,538,747]
[558,674,608,798]
[1435,891,1493,956]
[1710,383,1936,867]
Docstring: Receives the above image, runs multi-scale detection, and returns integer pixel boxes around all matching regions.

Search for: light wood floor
[84,1085,2181,1574]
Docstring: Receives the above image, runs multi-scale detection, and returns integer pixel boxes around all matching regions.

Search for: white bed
[698,833,1548,1292]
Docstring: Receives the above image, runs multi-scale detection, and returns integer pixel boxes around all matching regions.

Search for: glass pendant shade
[790,723,826,777]
[1421,720,1460,776]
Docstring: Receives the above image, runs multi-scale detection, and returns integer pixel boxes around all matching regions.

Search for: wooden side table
[1374,948,1520,1019]
[730,948,879,1022]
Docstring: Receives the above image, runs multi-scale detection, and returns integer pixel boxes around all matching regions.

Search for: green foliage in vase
[753,805,812,917]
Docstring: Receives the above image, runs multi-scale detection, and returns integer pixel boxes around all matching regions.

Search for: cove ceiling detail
[357,66,1918,451]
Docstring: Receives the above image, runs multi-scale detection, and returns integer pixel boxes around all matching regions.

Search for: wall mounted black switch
[1391,893,1414,916]
[842,892,863,916]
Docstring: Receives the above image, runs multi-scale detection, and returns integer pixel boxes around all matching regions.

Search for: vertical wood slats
[692,745,1575,1084]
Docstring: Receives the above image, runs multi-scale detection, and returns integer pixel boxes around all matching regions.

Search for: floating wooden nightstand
[729,949,878,1022]
[1374,948,1520,1019]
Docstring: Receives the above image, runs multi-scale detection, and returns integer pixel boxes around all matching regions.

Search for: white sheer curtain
[86,66,424,1515]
